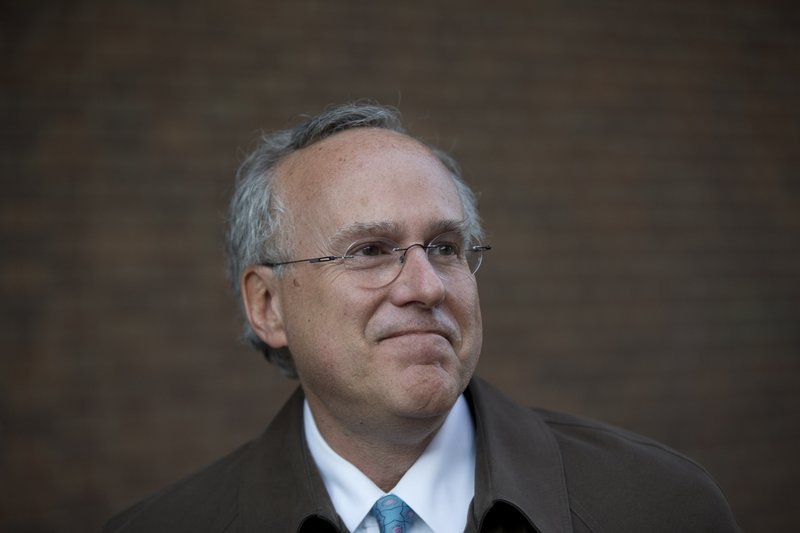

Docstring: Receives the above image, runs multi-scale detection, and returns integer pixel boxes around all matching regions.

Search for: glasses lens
[343,238,402,287]
[342,233,488,288]
[428,232,485,275]
[466,247,484,274]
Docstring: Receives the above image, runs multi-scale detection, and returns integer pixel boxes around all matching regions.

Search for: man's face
[269,128,483,432]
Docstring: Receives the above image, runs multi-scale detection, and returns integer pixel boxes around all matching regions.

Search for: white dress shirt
[303,395,476,533]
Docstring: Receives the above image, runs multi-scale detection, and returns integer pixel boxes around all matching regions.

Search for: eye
[428,243,459,257]
[427,232,464,258]
[348,239,395,257]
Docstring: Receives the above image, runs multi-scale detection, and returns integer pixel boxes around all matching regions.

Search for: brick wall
[2,1,798,531]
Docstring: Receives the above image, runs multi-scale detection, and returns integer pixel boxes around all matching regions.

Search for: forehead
[274,128,464,245]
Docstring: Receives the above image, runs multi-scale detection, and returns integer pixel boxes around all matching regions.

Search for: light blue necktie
[371,494,416,533]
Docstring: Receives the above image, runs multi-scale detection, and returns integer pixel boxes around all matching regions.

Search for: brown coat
[104,378,741,532]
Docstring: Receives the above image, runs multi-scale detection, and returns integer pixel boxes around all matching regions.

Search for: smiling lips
[384,329,448,341]
[378,320,458,345]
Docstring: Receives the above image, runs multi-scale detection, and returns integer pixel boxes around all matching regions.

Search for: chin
[394,364,465,417]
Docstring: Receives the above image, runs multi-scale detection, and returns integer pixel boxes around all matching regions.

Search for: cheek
[451,283,484,357]
[283,275,376,352]
[451,279,482,323]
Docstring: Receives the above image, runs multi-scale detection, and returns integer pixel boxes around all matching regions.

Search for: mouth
[383,329,450,341]
[378,322,457,345]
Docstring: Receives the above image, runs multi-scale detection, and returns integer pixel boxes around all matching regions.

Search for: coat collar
[466,378,573,533]
[239,387,343,532]
[239,379,572,533]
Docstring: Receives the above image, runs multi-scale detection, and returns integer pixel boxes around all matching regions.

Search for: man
[104,102,741,532]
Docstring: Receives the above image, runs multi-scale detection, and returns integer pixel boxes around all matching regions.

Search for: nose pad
[390,243,446,307]
[398,243,428,266]
[397,244,445,284]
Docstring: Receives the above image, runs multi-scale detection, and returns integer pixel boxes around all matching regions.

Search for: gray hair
[226,101,484,377]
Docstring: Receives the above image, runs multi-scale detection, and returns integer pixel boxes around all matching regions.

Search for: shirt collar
[304,395,476,533]
[238,380,573,533]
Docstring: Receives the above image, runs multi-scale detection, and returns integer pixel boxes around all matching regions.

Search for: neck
[306,394,448,492]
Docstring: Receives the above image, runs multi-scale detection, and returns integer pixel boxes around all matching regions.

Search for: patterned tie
[371,494,416,533]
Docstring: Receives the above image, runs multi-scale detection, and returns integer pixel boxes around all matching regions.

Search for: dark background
[2,1,798,531]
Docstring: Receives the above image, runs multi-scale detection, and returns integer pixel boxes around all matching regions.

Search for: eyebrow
[428,218,469,238]
[326,219,468,251]
[327,222,401,252]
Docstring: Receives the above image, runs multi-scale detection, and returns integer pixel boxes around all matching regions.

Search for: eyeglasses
[262,231,491,289]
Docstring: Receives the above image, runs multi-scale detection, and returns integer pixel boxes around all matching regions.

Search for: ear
[241,266,288,349]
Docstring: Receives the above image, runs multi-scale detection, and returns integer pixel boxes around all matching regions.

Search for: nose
[388,245,446,308]
[398,243,427,267]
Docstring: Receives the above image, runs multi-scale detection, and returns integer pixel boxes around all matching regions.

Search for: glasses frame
[262,234,491,279]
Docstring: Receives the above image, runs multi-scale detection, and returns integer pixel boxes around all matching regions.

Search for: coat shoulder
[534,408,741,532]
[102,440,255,533]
